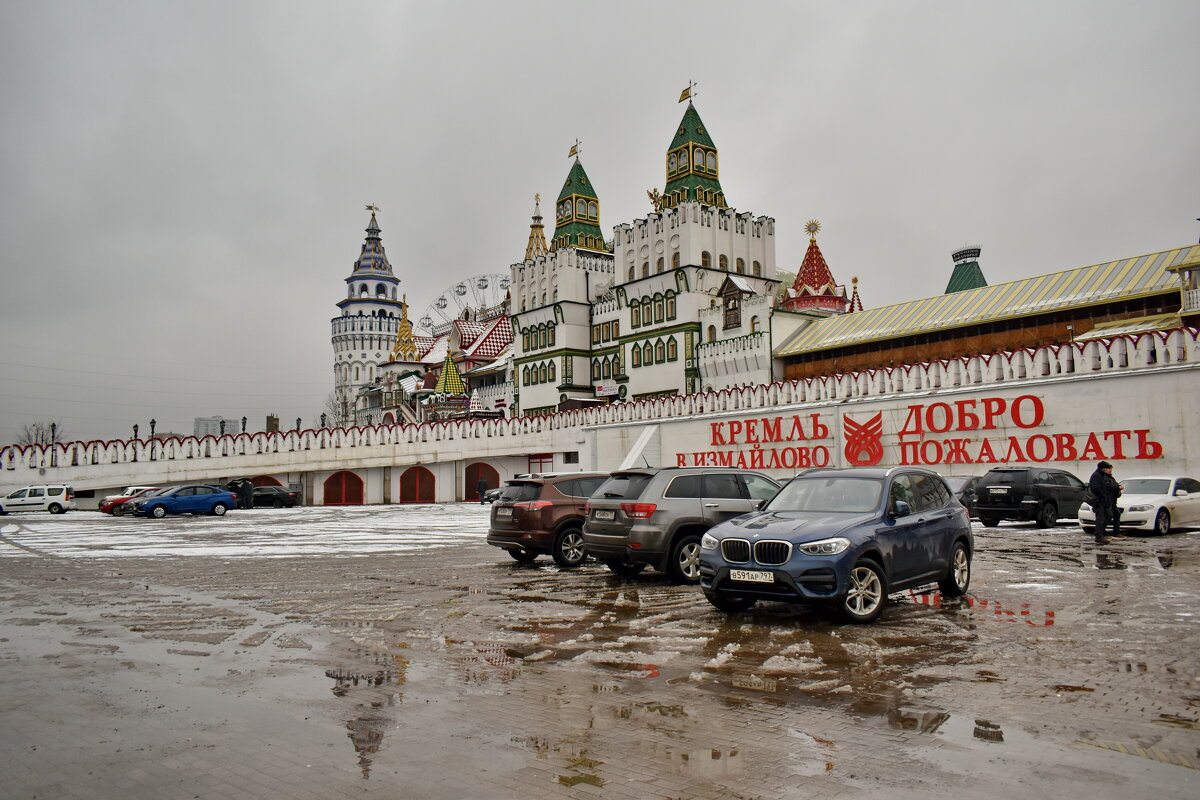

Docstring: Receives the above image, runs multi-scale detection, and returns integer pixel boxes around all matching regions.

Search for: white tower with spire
[331,208,405,410]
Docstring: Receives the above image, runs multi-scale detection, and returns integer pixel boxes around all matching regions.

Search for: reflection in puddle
[888,707,951,735]
[346,716,387,778]
[912,592,1056,626]
[1096,553,1128,570]
[973,718,1005,742]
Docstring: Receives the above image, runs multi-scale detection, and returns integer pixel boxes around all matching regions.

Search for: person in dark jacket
[1088,461,1122,544]
[237,480,254,510]
[477,477,489,505]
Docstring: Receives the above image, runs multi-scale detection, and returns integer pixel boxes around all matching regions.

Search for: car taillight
[621,503,657,518]
[514,501,553,511]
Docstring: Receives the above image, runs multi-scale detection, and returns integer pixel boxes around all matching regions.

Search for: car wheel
[938,541,971,597]
[111,505,125,517]
[667,534,703,584]
[272,499,283,509]
[508,548,538,563]
[150,505,168,519]
[47,503,63,514]
[1153,508,1171,536]
[704,589,757,613]
[551,526,587,568]
[979,515,1001,528]
[839,558,887,624]
[211,503,228,517]
[1035,502,1058,528]
[604,558,646,577]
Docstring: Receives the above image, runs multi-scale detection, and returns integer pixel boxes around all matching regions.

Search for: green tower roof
[551,158,608,252]
[662,103,727,210]
[945,259,988,294]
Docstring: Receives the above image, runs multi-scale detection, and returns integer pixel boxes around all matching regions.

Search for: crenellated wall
[6,328,1197,502]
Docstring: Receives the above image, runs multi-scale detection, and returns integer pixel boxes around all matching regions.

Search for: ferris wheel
[416,273,511,334]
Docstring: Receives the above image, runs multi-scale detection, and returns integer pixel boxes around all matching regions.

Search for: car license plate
[989,487,1007,494]
[730,569,774,584]
[496,507,513,517]
[594,509,615,521]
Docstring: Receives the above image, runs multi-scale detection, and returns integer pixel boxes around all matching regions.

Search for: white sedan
[1079,475,1200,535]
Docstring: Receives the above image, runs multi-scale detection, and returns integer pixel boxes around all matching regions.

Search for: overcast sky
[1,0,1196,444]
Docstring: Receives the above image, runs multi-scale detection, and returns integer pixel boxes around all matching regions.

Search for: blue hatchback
[698,467,973,623]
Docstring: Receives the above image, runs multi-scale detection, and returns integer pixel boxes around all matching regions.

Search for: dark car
[250,486,300,508]
[127,485,237,518]
[943,475,980,517]
[698,467,973,623]
[582,467,782,583]
[487,472,610,567]
[973,466,1086,528]
[482,487,502,503]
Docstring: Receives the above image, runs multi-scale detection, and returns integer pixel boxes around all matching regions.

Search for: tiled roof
[775,244,1200,357]
[433,355,467,395]
[463,316,512,359]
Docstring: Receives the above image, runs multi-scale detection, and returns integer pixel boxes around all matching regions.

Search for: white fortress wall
[5,329,1197,501]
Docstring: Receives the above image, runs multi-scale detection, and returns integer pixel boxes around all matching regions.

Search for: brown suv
[487,472,610,567]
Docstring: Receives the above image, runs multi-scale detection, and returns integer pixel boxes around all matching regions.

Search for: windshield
[1122,478,1171,495]
[765,476,883,513]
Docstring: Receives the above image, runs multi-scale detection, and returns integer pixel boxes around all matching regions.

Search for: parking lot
[1,505,1197,799]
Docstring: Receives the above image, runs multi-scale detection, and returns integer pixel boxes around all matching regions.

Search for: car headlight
[798,537,851,556]
[701,533,719,551]
[1128,504,1153,512]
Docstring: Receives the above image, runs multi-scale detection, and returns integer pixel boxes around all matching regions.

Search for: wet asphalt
[0,505,1197,799]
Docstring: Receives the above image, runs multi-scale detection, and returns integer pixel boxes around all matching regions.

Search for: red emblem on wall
[843,413,884,466]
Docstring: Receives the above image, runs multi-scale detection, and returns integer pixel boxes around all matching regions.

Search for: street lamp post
[296,417,302,431]
[241,416,247,433]
[132,424,139,440]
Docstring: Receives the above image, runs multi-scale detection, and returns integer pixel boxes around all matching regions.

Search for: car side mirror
[752,500,764,509]
[1176,489,1189,497]
[893,500,912,518]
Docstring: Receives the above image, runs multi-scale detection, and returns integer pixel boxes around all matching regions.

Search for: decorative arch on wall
[251,475,282,487]
[399,466,435,503]
[324,470,364,505]
[465,462,499,501]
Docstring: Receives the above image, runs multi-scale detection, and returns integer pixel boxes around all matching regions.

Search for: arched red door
[464,462,500,501]
[399,466,435,503]
[324,470,364,505]
[250,475,282,487]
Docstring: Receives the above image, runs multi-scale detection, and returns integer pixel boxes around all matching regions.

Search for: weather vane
[805,219,821,239]
[365,203,381,213]
[568,139,581,158]
[534,193,541,204]
[679,81,698,103]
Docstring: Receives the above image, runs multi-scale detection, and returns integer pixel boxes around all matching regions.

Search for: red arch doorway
[399,466,435,503]
[324,470,364,505]
[465,462,499,502]
[250,475,282,487]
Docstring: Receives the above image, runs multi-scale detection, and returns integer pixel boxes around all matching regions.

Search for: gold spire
[390,295,417,361]
[524,194,549,260]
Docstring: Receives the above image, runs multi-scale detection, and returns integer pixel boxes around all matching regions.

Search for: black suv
[582,467,782,583]
[487,472,609,567]
[973,466,1086,527]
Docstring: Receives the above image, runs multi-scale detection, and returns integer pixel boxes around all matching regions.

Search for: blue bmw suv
[698,467,972,623]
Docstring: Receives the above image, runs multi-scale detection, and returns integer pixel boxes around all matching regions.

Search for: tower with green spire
[551,157,608,252]
[661,102,728,210]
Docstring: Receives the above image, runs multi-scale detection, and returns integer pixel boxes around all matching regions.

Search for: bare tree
[323,387,355,428]
[16,419,66,447]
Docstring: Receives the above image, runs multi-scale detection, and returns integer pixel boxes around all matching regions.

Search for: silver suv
[583,467,781,583]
